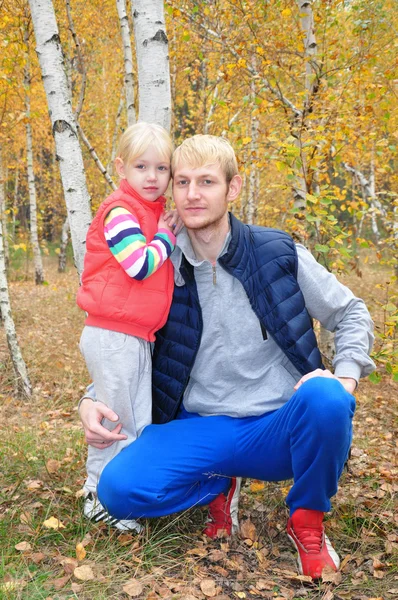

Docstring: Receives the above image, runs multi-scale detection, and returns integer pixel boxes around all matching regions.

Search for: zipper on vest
[212,263,217,285]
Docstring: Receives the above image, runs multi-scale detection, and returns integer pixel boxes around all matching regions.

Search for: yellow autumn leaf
[281,8,292,16]
[242,137,252,145]
[250,480,265,492]
[43,516,66,530]
[75,543,86,561]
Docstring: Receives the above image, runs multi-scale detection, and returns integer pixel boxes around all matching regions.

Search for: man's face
[172,163,232,230]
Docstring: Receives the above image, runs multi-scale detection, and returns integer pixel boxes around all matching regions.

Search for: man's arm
[296,244,375,387]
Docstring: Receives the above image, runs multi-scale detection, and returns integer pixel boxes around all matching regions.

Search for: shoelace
[294,526,323,554]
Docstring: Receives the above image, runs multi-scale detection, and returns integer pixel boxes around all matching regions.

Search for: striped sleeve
[104,207,176,280]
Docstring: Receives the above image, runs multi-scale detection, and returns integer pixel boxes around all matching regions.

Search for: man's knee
[98,461,164,520]
[295,377,356,436]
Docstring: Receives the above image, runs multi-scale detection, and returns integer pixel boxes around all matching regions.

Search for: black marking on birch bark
[53,120,72,134]
[153,79,165,86]
[47,34,61,45]
[133,10,138,18]
[155,21,162,25]
[67,189,76,193]
[151,29,168,44]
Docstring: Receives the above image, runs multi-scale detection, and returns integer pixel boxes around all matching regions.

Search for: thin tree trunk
[132,0,171,130]
[0,203,32,397]
[58,215,69,272]
[24,28,45,285]
[0,150,9,270]
[247,57,259,225]
[12,161,20,242]
[116,0,136,126]
[29,0,92,276]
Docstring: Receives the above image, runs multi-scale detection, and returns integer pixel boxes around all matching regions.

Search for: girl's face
[115,145,171,202]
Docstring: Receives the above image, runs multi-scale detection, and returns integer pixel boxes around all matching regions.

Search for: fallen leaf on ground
[30,552,45,564]
[43,516,65,530]
[186,546,208,557]
[52,575,71,590]
[122,578,144,597]
[323,591,334,600]
[15,541,32,552]
[74,565,95,581]
[71,583,83,593]
[75,542,86,561]
[321,566,342,585]
[373,569,385,579]
[59,556,79,573]
[200,578,217,597]
[256,579,276,591]
[240,518,257,541]
[250,480,265,492]
[46,458,61,473]
[20,512,32,524]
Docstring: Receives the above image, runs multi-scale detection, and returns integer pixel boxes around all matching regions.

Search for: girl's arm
[104,206,176,280]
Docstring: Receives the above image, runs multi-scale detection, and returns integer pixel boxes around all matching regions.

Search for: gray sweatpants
[79,325,152,495]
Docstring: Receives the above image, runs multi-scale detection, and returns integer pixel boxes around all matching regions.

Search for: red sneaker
[203,477,241,538]
[287,508,340,580]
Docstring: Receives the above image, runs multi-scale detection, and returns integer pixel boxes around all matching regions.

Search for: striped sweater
[104,207,175,280]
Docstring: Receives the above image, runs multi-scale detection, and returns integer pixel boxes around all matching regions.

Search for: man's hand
[79,398,128,449]
[294,368,357,395]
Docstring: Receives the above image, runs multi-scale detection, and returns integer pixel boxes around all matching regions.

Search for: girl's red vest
[76,179,174,342]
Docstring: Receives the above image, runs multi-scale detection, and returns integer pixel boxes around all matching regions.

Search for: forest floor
[0,254,397,600]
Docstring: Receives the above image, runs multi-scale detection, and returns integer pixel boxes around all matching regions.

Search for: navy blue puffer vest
[152,214,323,424]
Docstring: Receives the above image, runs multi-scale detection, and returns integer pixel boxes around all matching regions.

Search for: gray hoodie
[171,227,375,418]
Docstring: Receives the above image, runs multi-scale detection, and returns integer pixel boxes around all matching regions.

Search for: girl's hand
[163,209,183,234]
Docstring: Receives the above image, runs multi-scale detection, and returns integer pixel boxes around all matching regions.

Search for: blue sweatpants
[97,377,355,519]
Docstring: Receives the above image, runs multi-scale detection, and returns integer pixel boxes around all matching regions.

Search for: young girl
[77,122,176,531]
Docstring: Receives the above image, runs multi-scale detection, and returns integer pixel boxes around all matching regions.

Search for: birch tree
[0,148,32,396]
[132,0,171,130]
[24,25,45,285]
[28,0,92,276]
[0,150,9,270]
[116,0,136,126]
[58,215,69,272]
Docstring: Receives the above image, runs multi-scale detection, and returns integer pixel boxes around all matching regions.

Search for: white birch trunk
[0,150,9,270]
[0,209,32,397]
[24,33,45,285]
[58,215,69,272]
[116,0,136,126]
[12,161,20,242]
[29,0,92,276]
[343,162,382,245]
[247,58,259,225]
[293,0,319,211]
[132,0,171,131]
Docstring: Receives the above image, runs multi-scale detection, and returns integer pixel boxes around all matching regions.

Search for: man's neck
[187,215,230,263]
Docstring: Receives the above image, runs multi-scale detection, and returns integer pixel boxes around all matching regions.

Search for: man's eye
[202,179,212,185]
[176,180,187,186]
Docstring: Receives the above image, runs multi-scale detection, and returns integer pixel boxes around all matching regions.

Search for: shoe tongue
[293,509,324,528]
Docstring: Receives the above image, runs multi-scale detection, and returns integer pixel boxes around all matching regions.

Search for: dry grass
[0,255,397,599]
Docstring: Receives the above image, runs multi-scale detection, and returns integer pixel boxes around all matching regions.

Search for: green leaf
[315,244,329,253]
[368,372,382,384]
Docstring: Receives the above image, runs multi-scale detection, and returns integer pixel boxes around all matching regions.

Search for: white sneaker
[84,492,143,533]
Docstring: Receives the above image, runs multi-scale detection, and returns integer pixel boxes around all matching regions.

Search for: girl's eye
[158,166,169,171]
[136,164,145,169]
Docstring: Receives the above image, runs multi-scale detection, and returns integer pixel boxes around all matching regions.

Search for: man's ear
[227,174,243,203]
[115,157,125,179]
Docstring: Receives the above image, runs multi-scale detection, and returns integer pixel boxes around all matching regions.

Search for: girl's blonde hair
[172,135,238,183]
[116,122,173,164]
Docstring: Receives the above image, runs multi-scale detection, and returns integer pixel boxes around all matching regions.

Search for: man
[79,134,375,580]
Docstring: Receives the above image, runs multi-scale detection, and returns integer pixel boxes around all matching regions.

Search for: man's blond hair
[172,135,238,183]
[116,122,173,165]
